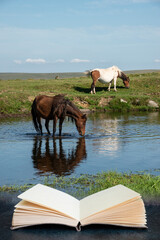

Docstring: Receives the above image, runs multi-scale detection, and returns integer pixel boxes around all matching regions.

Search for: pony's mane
[65,99,83,123]
[52,95,82,121]
[118,70,128,80]
[67,116,75,123]
[54,95,80,111]
[67,99,82,113]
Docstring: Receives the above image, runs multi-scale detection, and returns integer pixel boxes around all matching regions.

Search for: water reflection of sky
[0,112,160,185]
[91,119,120,156]
[84,112,160,176]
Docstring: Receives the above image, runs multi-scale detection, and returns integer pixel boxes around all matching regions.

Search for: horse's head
[75,114,87,136]
[123,76,130,89]
[118,71,130,89]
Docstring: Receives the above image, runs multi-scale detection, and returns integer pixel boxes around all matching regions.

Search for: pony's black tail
[31,98,39,132]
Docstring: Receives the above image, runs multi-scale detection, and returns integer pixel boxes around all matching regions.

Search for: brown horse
[31,94,87,136]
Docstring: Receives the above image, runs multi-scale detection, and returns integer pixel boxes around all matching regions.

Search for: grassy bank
[1,171,160,199]
[0,72,160,117]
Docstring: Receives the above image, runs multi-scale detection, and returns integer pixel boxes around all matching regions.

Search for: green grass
[1,171,160,199]
[0,72,160,116]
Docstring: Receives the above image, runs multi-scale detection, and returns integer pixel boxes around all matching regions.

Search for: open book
[11,184,147,231]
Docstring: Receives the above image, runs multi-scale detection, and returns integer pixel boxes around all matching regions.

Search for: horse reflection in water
[32,137,87,176]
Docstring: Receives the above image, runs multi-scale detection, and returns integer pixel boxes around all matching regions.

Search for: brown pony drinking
[31,94,87,136]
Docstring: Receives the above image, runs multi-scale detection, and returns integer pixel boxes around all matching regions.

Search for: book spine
[76,222,81,231]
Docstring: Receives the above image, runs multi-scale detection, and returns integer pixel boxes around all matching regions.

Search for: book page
[80,185,140,220]
[12,212,78,230]
[18,184,80,220]
[80,197,146,227]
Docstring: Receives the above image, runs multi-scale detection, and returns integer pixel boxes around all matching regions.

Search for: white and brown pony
[86,66,130,94]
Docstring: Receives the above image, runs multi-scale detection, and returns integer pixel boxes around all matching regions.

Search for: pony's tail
[31,98,39,132]
[84,70,92,77]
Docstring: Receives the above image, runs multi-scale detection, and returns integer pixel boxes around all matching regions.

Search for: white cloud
[13,60,22,64]
[55,59,65,63]
[154,59,160,63]
[25,58,46,63]
[70,58,90,63]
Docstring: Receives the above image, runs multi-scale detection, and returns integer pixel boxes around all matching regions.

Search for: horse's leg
[45,119,51,135]
[91,71,100,94]
[59,117,64,136]
[53,116,58,136]
[91,82,96,94]
[37,116,43,135]
[108,82,112,91]
[113,77,117,91]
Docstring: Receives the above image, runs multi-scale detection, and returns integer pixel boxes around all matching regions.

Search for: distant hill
[0,72,85,80]
[0,70,160,80]
[124,69,160,74]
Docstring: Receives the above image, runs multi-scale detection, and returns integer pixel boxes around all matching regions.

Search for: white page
[80,185,140,220]
[18,184,80,220]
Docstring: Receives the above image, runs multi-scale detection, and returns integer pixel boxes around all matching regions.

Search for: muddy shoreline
[0,109,92,120]
[0,113,31,120]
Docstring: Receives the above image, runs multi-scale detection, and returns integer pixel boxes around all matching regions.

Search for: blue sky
[0,0,160,73]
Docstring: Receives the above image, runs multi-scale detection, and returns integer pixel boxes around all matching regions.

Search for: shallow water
[0,112,160,185]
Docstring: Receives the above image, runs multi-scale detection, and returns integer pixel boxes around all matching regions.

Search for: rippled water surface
[0,112,160,185]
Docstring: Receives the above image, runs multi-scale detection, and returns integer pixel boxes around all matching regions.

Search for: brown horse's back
[34,94,66,119]
[35,95,54,119]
